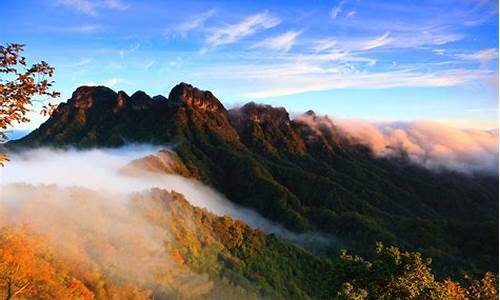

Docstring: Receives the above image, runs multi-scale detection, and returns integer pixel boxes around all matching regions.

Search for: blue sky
[1,0,498,129]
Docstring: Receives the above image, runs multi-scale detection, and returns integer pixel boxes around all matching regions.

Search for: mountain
[7,83,499,279]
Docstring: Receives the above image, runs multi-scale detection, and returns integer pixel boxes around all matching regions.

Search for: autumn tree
[0,226,93,300]
[0,43,59,164]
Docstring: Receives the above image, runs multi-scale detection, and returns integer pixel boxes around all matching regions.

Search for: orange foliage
[0,225,93,299]
[170,250,188,269]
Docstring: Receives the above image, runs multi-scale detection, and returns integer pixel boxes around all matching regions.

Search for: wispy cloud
[84,78,129,87]
[346,10,356,18]
[360,31,392,50]
[252,30,302,51]
[330,1,345,19]
[312,38,338,53]
[169,9,216,38]
[57,0,129,15]
[119,43,140,58]
[103,78,128,87]
[204,12,280,49]
[47,24,102,33]
[64,58,93,67]
[457,48,498,62]
[238,69,490,98]
[144,59,156,71]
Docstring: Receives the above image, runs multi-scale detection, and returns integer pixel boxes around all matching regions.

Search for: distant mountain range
[7,82,499,279]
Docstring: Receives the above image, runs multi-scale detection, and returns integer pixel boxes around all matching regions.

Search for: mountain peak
[237,102,291,124]
[68,85,117,109]
[168,82,225,112]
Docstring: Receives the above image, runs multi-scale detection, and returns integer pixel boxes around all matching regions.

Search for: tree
[334,243,499,300]
[0,43,59,164]
[0,226,93,300]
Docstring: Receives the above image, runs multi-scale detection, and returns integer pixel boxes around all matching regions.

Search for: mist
[0,146,306,234]
[296,114,499,174]
[0,146,335,265]
[2,145,330,297]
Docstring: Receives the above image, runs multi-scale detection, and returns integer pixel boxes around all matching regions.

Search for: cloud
[119,43,140,58]
[57,0,129,15]
[457,48,498,63]
[207,62,488,98]
[346,10,356,18]
[0,146,337,294]
[204,12,281,49]
[296,116,499,174]
[252,30,303,51]
[360,31,392,50]
[47,24,102,33]
[82,78,129,87]
[64,58,93,67]
[395,31,463,48]
[144,59,156,71]
[170,9,216,37]
[312,38,338,53]
[0,146,330,239]
[103,78,129,87]
[330,1,345,19]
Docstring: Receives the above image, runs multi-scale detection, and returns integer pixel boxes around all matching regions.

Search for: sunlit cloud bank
[296,115,499,174]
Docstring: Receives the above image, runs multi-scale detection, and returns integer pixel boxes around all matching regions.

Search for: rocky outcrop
[168,82,225,112]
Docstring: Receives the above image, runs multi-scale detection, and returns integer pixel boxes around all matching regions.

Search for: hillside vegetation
[0,185,497,299]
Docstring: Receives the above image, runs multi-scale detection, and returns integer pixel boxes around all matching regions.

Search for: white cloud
[252,30,302,52]
[205,60,491,98]
[65,58,93,67]
[312,38,338,53]
[144,59,156,71]
[346,10,356,18]
[389,31,462,49]
[103,78,128,87]
[360,31,392,50]
[57,0,129,15]
[103,0,129,10]
[170,9,216,37]
[205,12,281,49]
[119,43,140,58]
[83,78,130,87]
[47,24,102,33]
[457,48,498,62]
[330,1,345,19]
[433,49,446,55]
